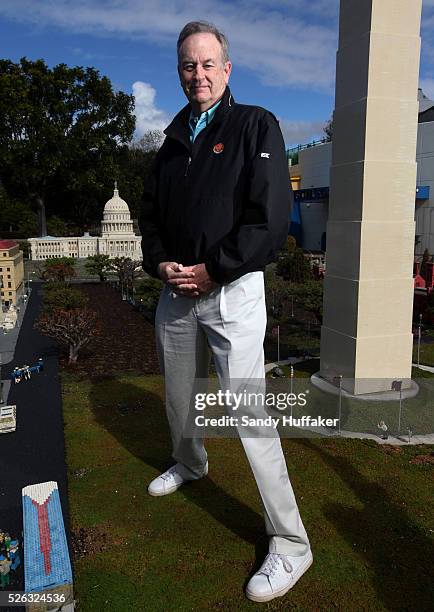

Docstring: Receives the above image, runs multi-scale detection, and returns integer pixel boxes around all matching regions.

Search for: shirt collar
[164,87,234,150]
[189,99,222,131]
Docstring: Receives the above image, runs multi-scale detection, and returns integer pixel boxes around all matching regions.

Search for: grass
[265,361,434,437]
[413,340,434,367]
[62,371,434,611]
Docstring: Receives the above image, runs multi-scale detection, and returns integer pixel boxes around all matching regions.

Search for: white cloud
[0,0,338,93]
[132,81,170,139]
[3,0,434,96]
[279,118,326,147]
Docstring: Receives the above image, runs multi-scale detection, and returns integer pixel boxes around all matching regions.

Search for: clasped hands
[157,261,217,297]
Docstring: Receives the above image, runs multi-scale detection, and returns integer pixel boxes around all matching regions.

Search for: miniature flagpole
[277,325,280,363]
[290,364,294,420]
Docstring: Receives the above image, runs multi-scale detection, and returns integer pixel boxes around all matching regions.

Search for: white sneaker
[246,548,313,603]
[147,463,208,497]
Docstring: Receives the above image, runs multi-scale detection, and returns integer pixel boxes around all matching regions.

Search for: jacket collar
[164,86,234,148]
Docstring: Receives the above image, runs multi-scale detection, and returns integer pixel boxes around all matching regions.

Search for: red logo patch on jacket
[213,143,224,154]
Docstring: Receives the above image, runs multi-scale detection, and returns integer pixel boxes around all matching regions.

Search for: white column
[320,0,422,394]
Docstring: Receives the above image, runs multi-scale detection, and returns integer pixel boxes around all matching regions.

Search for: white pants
[155,271,310,555]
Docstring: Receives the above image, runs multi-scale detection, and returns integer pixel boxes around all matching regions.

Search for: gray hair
[177,21,230,64]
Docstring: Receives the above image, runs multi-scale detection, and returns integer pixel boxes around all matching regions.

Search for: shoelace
[259,554,293,577]
[161,466,178,481]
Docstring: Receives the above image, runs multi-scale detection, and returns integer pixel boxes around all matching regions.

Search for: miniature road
[0,282,70,570]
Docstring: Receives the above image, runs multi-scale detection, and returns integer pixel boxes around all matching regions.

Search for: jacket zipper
[184,155,191,177]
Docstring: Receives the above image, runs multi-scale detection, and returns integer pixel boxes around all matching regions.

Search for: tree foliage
[264,269,288,317]
[42,257,76,282]
[135,275,163,310]
[0,183,72,237]
[110,257,142,287]
[420,248,432,282]
[286,235,297,254]
[84,254,112,282]
[0,57,135,227]
[136,129,165,152]
[286,280,324,324]
[42,285,89,315]
[276,249,313,283]
[323,115,333,142]
[35,308,100,363]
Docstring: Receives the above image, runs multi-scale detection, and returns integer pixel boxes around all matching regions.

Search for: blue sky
[1,0,434,147]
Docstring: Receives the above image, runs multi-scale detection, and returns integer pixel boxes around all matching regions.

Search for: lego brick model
[0,405,16,434]
[22,481,74,611]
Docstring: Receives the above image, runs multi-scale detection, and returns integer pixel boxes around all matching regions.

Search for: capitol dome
[101,184,135,237]
[103,187,130,213]
[28,182,142,262]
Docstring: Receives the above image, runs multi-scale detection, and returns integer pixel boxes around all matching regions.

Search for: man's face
[178,32,232,114]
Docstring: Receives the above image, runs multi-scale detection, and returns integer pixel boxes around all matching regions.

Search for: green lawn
[413,340,434,367]
[265,361,434,437]
[62,372,434,611]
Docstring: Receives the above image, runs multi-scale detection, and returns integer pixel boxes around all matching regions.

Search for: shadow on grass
[89,376,266,557]
[295,438,434,610]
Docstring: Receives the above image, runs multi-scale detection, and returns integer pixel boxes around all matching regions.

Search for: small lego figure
[12,368,21,384]
[0,555,11,588]
[8,541,20,570]
[4,534,10,553]
[377,420,388,440]
[38,357,44,372]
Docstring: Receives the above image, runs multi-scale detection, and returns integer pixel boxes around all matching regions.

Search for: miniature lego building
[0,240,24,308]
[22,482,74,611]
[0,405,16,433]
[28,185,141,261]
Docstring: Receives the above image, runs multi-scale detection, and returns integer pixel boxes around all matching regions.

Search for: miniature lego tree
[35,308,100,364]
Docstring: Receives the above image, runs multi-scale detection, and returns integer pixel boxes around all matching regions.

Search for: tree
[116,130,165,219]
[85,254,112,282]
[323,115,333,142]
[276,249,313,282]
[0,58,135,229]
[0,184,38,235]
[42,285,89,315]
[286,280,323,324]
[47,216,70,237]
[35,308,100,364]
[264,269,288,318]
[286,235,297,254]
[110,257,142,289]
[136,129,165,152]
[420,248,431,282]
[426,290,434,324]
[42,257,76,283]
[135,276,163,310]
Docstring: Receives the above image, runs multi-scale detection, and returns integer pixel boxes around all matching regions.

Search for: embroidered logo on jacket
[261,152,270,158]
[213,143,224,154]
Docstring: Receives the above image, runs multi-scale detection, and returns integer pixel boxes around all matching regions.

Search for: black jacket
[139,86,291,285]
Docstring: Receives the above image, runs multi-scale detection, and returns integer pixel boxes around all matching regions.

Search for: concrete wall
[296,120,434,254]
[416,120,434,254]
[299,142,332,189]
[299,201,328,251]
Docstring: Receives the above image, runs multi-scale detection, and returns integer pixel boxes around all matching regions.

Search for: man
[139,21,312,603]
